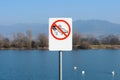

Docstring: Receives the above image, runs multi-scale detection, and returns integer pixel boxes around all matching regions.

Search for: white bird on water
[112,70,115,77]
[74,66,77,70]
[82,70,85,76]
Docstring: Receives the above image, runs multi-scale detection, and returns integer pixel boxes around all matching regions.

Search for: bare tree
[0,34,3,48]
[101,35,120,45]
[26,30,32,48]
[86,34,100,45]
[37,33,48,48]
[73,32,81,46]
[80,38,90,49]
[3,38,10,48]
[13,32,27,48]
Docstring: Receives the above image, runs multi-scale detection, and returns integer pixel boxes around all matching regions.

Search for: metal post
[59,51,62,80]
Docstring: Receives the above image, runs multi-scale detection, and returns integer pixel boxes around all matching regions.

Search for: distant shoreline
[0,45,120,50]
[0,47,48,50]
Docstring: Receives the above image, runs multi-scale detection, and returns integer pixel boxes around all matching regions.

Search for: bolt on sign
[49,18,72,51]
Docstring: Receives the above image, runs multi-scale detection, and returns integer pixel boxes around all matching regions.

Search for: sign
[49,18,72,51]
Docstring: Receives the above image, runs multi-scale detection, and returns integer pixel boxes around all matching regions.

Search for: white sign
[49,18,72,51]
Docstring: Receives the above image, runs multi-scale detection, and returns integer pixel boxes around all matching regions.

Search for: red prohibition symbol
[50,20,71,40]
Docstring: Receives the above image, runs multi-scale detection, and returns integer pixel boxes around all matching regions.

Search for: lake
[0,50,120,80]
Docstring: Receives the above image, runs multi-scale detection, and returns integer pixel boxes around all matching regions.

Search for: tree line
[0,30,120,49]
[73,32,120,49]
[0,30,48,49]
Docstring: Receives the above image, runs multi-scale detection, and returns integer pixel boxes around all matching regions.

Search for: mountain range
[0,20,120,38]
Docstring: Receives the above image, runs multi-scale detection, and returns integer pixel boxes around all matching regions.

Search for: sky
[0,0,120,25]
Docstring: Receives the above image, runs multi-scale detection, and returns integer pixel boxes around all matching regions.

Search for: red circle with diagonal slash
[50,20,71,40]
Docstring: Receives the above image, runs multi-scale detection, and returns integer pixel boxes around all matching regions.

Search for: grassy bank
[90,45,120,49]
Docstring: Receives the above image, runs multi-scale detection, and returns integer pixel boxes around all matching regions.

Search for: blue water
[0,50,120,80]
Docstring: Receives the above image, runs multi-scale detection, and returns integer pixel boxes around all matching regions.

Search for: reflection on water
[0,50,120,80]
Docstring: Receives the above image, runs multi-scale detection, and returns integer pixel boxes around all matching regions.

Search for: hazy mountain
[0,23,48,37]
[73,20,120,35]
[0,20,120,38]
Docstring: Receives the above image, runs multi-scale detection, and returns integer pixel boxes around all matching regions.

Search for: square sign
[49,18,72,51]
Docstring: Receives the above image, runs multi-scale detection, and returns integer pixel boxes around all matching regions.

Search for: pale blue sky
[0,0,120,25]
